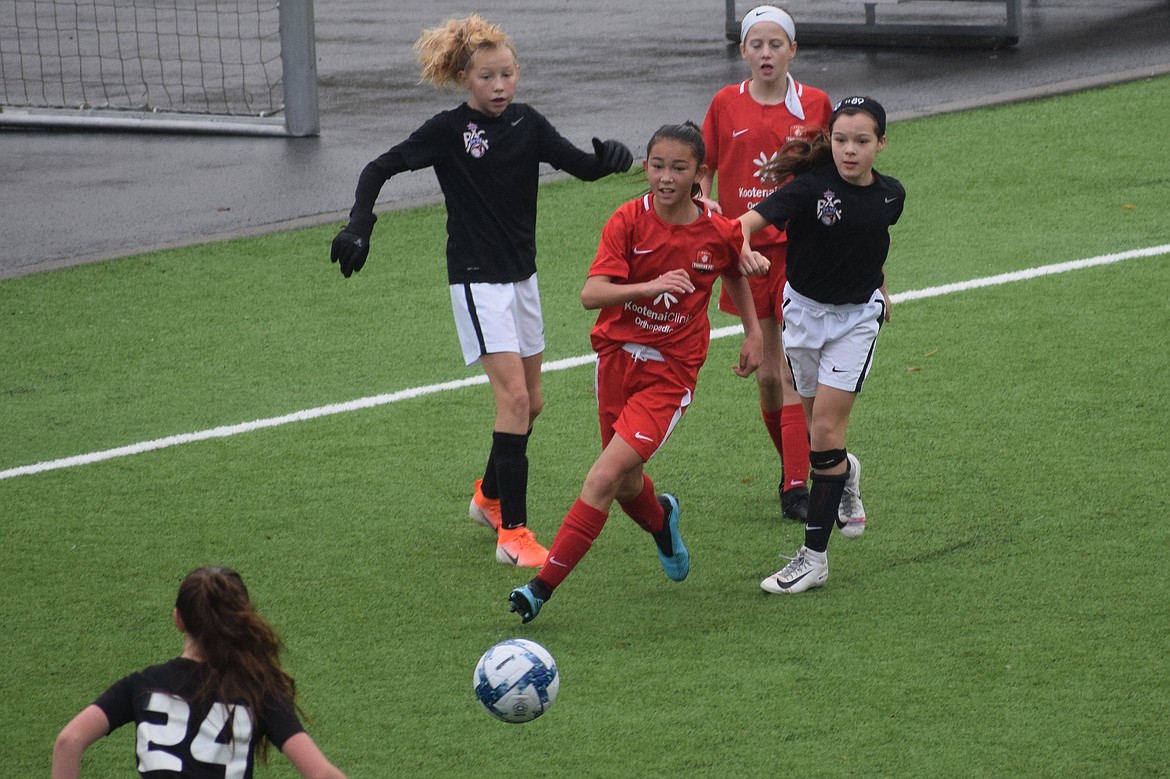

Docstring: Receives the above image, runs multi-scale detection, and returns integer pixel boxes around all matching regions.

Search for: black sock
[651,496,673,556]
[480,446,498,500]
[492,430,529,530]
[527,578,552,601]
[481,428,531,501]
[804,470,847,553]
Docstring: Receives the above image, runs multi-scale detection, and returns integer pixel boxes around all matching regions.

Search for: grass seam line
[2,243,1167,482]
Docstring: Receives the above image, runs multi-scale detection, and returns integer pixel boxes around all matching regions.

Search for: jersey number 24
[137,692,254,778]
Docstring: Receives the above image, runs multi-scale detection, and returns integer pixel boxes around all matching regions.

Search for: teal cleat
[654,493,690,581]
[509,584,546,624]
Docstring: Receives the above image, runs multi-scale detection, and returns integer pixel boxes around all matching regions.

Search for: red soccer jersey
[588,195,744,371]
[702,77,832,251]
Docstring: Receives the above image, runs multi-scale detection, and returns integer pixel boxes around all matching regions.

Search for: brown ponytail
[759,130,832,184]
[176,566,298,762]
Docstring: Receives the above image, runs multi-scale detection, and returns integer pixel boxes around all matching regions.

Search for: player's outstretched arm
[331,151,409,277]
[736,213,772,277]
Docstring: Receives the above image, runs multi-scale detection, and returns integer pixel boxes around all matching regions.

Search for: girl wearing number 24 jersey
[52,567,346,779]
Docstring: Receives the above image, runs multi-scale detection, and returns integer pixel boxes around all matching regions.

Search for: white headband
[740,5,796,43]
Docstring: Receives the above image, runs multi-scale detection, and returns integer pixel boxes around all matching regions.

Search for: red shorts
[718,242,788,321]
[596,344,696,462]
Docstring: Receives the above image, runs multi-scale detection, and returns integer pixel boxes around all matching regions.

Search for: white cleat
[837,452,866,538]
[760,546,828,594]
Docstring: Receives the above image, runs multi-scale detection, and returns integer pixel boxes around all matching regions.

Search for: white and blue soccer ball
[473,638,559,723]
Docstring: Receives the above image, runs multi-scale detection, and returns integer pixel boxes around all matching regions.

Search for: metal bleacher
[725,0,1022,48]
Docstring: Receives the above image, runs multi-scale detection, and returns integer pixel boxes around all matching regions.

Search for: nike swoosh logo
[499,548,519,564]
[884,196,899,203]
[778,571,811,589]
[548,556,568,568]
[754,9,768,15]
[633,248,653,254]
[511,117,524,126]
[732,128,750,137]
[831,366,846,372]
[634,432,654,442]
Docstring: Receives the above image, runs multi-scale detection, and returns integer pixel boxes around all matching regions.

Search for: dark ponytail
[760,130,832,184]
[176,566,298,762]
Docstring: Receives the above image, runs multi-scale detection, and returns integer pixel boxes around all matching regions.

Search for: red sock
[617,474,664,534]
[538,499,608,590]
[780,403,810,492]
[761,406,785,458]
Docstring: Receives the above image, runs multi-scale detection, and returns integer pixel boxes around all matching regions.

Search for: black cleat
[780,485,809,522]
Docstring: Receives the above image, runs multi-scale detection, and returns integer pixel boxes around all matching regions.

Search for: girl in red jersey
[329,15,633,568]
[699,5,833,523]
[508,122,770,623]
[740,97,904,594]
[52,567,346,779]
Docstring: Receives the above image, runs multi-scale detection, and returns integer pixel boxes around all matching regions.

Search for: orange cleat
[495,526,549,568]
[469,479,502,531]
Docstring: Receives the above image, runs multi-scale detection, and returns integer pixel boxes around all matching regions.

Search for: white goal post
[0,0,319,136]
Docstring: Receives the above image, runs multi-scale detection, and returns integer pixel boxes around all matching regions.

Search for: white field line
[2,244,1167,482]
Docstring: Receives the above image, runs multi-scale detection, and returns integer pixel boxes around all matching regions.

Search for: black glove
[592,137,633,174]
[330,220,372,278]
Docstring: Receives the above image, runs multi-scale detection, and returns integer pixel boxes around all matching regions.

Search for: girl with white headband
[698,5,832,525]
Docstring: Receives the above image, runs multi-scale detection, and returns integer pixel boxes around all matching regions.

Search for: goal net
[0,0,318,136]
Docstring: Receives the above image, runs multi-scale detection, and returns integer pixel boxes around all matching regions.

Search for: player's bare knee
[496,386,531,420]
[755,364,784,390]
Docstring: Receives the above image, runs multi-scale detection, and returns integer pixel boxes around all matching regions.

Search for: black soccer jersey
[351,102,612,285]
[93,657,303,779]
[753,163,905,305]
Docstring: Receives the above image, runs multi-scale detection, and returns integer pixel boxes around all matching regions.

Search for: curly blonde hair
[415,15,517,88]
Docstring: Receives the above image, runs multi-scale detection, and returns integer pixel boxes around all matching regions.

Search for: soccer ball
[473,638,559,723]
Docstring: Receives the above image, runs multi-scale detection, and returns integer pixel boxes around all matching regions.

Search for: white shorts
[449,274,545,366]
[781,283,885,396]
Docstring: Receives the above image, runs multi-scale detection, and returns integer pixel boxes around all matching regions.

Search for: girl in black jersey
[330,15,633,568]
[738,96,904,595]
[52,567,346,779]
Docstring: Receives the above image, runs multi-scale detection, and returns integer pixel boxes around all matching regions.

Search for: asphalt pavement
[2,0,1168,278]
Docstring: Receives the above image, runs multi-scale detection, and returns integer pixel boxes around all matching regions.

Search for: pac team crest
[817,189,842,226]
[464,123,488,158]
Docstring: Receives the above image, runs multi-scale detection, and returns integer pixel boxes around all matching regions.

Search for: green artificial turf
[2,76,1168,777]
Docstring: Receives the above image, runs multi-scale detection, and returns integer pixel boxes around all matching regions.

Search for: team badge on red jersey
[692,249,715,273]
[786,123,816,142]
[817,189,842,226]
[464,123,489,158]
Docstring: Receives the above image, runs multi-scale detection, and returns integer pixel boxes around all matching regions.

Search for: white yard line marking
[2,244,1167,481]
